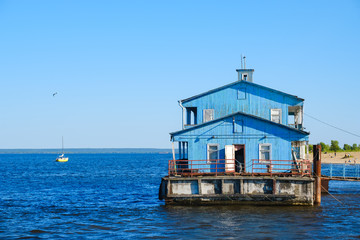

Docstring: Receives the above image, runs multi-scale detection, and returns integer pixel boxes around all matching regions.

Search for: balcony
[168,159,311,177]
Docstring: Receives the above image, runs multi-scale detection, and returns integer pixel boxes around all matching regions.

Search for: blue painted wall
[182,81,303,126]
[172,113,308,173]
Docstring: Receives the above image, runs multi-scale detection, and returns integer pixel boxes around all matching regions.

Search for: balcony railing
[168,159,312,177]
[251,159,311,177]
[168,159,242,177]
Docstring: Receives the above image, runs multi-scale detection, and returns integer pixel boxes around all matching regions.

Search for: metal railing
[168,159,243,177]
[168,159,311,177]
[322,163,360,179]
[251,159,312,177]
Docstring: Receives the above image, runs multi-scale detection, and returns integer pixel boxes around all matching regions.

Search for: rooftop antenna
[243,56,246,69]
[241,54,243,69]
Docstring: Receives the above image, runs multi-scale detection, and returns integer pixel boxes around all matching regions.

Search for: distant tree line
[309,141,360,152]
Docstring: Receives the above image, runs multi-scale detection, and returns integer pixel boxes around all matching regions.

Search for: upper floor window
[271,109,282,124]
[203,109,214,123]
[186,107,197,125]
[288,106,303,130]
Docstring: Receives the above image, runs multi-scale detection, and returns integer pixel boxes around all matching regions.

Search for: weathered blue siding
[172,112,308,173]
[182,81,303,125]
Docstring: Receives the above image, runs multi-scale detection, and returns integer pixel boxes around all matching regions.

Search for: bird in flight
[53,92,58,97]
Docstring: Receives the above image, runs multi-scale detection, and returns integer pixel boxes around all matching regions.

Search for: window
[288,106,303,130]
[207,144,219,163]
[186,107,197,125]
[203,109,214,123]
[259,144,271,162]
[242,74,248,81]
[237,88,246,100]
[271,109,282,124]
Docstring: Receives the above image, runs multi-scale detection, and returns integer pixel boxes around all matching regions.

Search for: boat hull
[56,157,68,162]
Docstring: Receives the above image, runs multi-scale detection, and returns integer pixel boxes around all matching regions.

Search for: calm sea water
[1,154,360,239]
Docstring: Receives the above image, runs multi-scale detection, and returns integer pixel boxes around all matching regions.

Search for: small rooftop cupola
[236,56,254,82]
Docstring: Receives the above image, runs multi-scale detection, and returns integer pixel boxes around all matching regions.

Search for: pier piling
[313,144,322,205]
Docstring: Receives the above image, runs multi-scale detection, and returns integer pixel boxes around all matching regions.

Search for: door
[234,144,245,173]
[225,145,235,172]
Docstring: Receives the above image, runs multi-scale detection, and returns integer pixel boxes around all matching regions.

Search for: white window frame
[259,143,272,163]
[203,109,214,123]
[270,109,282,124]
[207,144,219,163]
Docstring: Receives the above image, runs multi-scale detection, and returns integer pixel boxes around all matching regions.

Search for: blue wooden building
[170,67,310,174]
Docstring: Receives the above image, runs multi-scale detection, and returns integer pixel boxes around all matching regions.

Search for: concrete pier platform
[159,175,314,206]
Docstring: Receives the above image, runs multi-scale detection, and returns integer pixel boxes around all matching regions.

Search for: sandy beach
[310,151,360,164]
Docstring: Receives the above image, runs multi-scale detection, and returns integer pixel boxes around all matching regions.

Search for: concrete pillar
[272,178,277,195]
[167,179,171,195]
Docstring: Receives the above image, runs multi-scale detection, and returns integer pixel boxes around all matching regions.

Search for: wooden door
[225,145,235,172]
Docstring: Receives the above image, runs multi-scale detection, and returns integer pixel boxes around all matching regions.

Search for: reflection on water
[0,154,360,239]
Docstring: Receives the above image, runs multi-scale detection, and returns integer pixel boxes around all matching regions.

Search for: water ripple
[1,153,360,239]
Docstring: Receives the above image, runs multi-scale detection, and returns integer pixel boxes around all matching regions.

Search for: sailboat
[56,136,68,162]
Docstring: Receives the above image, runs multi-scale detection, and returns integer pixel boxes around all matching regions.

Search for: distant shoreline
[311,151,360,164]
[0,148,174,154]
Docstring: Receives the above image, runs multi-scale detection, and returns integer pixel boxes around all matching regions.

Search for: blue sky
[0,0,359,149]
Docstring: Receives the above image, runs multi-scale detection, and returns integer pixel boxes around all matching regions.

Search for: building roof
[180,80,304,103]
[170,111,309,136]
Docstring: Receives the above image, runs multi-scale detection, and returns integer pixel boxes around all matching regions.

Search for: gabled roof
[170,111,309,136]
[180,80,304,103]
